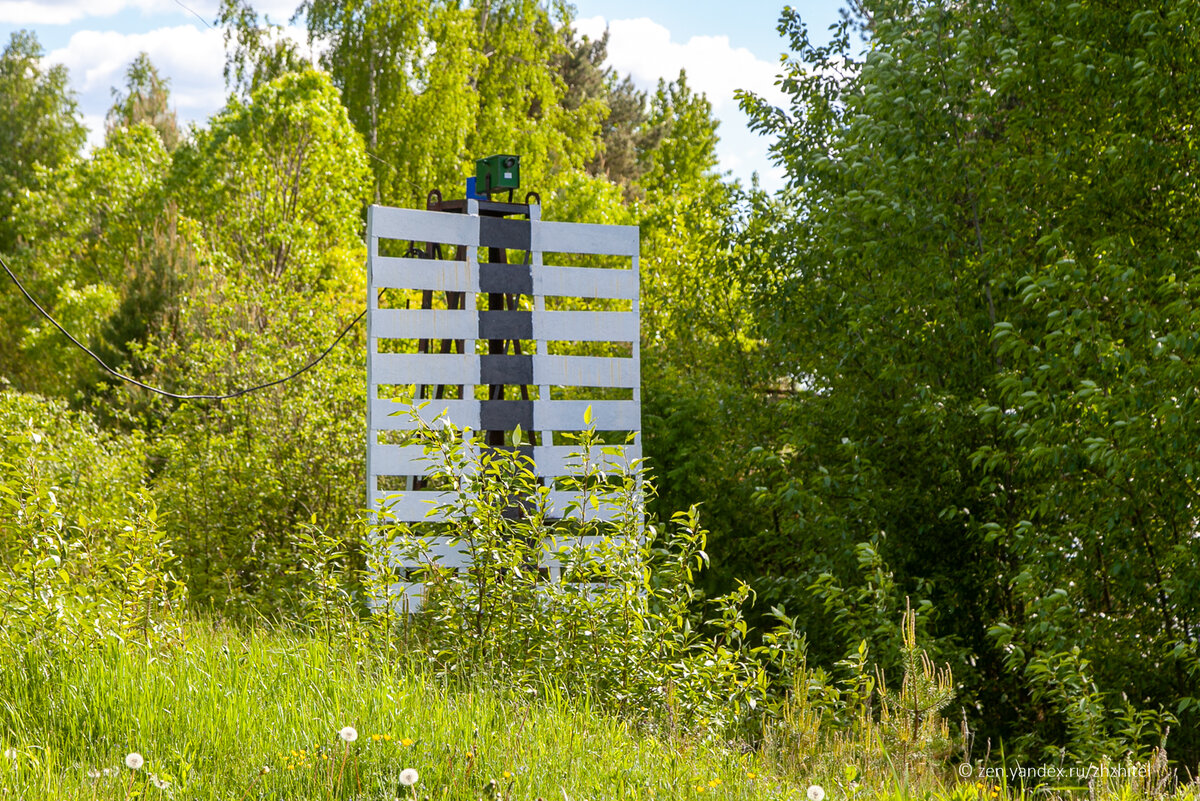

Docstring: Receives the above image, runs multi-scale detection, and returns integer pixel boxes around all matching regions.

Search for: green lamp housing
[476,154,520,195]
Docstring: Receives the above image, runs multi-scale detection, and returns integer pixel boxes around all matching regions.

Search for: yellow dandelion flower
[384,735,393,742]
[709,779,721,787]
[747,772,757,779]
[401,737,413,747]
[291,750,298,758]
[503,771,513,779]
[372,734,381,742]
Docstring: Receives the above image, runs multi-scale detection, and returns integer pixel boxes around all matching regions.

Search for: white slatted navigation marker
[366,201,641,578]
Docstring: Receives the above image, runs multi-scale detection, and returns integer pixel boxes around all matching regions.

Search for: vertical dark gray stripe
[480,401,534,431]
[480,217,531,251]
[479,262,532,294]
[481,355,533,385]
[478,311,533,340]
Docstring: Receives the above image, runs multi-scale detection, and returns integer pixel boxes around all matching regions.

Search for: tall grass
[0,620,793,800]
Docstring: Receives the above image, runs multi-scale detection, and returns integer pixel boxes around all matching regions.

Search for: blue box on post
[465,177,488,201]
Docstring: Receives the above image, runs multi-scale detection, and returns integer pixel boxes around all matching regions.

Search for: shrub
[0,389,184,656]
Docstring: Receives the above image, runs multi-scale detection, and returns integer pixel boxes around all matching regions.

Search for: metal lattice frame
[365,200,641,573]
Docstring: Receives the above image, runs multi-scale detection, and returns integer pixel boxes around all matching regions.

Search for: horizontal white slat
[370,206,479,246]
[373,309,477,340]
[374,310,636,342]
[387,534,633,567]
[371,491,455,521]
[530,444,641,475]
[534,354,637,388]
[373,353,479,385]
[547,491,631,522]
[371,398,480,430]
[371,444,434,475]
[535,400,640,430]
[371,442,640,480]
[372,354,639,402]
[534,220,639,257]
[534,311,638,342]
[536,265,637,299]
[373,490,630,524]
[370,400,640,434]
[371,257,476,293]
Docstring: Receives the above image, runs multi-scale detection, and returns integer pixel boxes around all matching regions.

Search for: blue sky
[0,0,844,192]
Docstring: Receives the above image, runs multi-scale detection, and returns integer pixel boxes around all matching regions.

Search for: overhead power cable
[0,252,365,401]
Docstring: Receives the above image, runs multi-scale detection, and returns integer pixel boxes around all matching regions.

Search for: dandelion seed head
[808,784,825,801]
[339,726,358,743]
[3,749,16,760]
[125,752,144,771]
[87,768,102,779]
[150,774,169,789]
[399,767,419,786]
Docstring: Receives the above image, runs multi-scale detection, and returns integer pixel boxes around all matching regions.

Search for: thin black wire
[172,0,212,28]
[0,252,365,401]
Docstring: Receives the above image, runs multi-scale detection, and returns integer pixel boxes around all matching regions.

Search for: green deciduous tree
[0,124,184,408]
[219,0,310,97]
[106,52,182,151]
[148,69,372,614]
[741,0,1200,761]
[301,0,604,206]
[0,31,86,253]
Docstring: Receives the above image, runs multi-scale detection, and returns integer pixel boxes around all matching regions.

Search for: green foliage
[106,52,181,151]
[0,621,804,801]
[0,390,185,655]
[8,0,1200,773]
[302,0,605,206]
[380,418,772,735]
[1,124,183,406]
[0,30,86,253]
[219,0,310,97]
[136,69,372,617]
[740,0,1200,762]
[555,26,657,192]
[171,68,371,286]
[876,602,955,766]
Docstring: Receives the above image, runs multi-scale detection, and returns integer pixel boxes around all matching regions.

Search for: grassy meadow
[2,617,1198,801]
[1,620,795,801]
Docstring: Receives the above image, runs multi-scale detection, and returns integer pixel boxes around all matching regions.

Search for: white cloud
[0,0,151,25]
[48,25,225,99]
[574,15,787,114]
[0,0,299,26]
[574,15,787,191]
[43,22,316,150]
